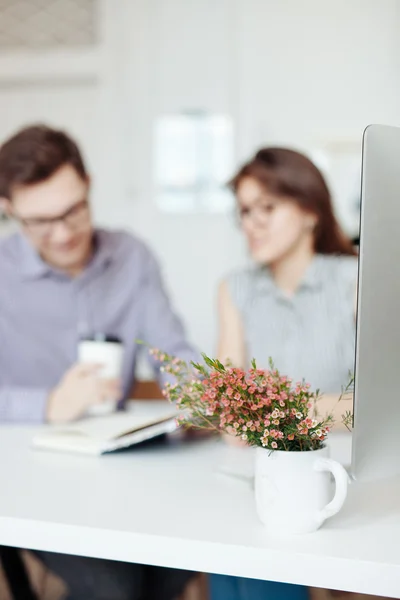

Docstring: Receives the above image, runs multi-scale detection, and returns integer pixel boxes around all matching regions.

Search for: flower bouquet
[152,349,333,450]
[150,348,351,534]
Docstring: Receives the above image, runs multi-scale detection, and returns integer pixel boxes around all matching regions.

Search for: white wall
[1,0,399,364]
[235,0,400,155]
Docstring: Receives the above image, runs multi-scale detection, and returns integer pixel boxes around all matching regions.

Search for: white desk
[0,427,399,598]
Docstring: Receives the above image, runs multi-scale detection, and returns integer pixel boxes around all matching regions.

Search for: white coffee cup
[255,445,349,534]
[78,334,124,417]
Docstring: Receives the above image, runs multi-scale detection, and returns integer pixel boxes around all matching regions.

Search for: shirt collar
[254,254,325,295]
[300,255,325,291]
[19,229,114,280]
[19,234,51,279]
[88,229,114,273]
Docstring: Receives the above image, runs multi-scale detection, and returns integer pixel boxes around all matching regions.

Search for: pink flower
[287,433,295,441]
[271,441,278,449]
[234,392,241,401]
[226,387,233,397]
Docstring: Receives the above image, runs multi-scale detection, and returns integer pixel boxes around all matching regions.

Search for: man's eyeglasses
[14,199,90,237]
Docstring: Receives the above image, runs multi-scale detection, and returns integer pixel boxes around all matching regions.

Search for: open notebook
[32,401,178,456]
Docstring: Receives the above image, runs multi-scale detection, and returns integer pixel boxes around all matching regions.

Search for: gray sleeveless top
[227,254,358,394]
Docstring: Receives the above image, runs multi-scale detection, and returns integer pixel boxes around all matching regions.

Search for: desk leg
[0,547,38,600]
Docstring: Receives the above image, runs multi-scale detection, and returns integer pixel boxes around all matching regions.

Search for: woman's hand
[314,392,354,430]
[222,431,248,447]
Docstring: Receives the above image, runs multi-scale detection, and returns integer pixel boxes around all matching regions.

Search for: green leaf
[201,354,215,367]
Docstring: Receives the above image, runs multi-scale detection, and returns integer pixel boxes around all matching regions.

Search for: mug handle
[314,457,349,524]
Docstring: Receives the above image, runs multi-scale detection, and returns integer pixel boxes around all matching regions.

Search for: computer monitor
[351,124,400,482]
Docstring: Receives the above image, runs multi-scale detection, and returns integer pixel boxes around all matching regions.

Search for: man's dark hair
[0,124,88,200]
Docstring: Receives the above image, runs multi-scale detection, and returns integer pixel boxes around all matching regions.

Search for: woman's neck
[269,242,315,296]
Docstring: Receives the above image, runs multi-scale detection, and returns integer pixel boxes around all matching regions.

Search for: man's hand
[46,363,122,424]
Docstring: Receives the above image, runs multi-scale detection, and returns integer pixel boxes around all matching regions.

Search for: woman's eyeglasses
[238,201,277,225]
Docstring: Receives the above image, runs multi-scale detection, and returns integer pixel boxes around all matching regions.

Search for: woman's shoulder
[317,254,359,292]
[223,265,269,310]
[319,253,358,275]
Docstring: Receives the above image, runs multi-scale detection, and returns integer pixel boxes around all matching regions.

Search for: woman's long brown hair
[230,147,356,256]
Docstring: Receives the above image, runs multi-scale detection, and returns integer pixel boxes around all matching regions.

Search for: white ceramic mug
[255,445,349,534]
[78,334,124,417]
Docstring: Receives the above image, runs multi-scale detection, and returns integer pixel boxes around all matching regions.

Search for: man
[0,124,196,599]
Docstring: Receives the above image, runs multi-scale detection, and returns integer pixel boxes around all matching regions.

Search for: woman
[210,147,357,600]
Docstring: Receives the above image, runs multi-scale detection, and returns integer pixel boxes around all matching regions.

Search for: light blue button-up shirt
[0,229,197,422]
